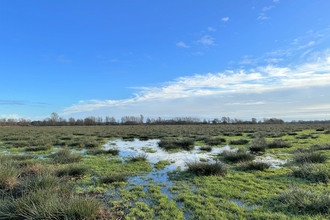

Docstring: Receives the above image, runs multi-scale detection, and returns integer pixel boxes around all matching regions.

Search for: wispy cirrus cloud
[257,5,275,20]
[221,17,229,22]
[0,100,48,107]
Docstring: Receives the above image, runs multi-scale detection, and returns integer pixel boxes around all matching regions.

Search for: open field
[1,124,330,219]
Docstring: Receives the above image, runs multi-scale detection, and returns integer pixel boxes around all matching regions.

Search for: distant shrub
[86,148,119,156]
[199,146,212,152]
[12,141,29,148]
[25,145,52,152]
[221,149,255,163]
[84,142,100,149]
[138,136,150,141]
[287,132,297,136]
[295,134,310,139]
[205,137,226,146]
[229,139,249,145]
[267,139,291,149]
[185,160,227,176]
[158,138,194,151]
[311,144,330,151]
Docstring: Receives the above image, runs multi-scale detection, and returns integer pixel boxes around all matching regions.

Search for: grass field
[0,124,330,219]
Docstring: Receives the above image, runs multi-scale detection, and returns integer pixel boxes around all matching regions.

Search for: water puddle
[254,154,287,168]
[104,138,233,171]
[102,138,234,216]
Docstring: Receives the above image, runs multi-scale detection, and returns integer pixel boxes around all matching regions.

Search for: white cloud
[207,27,217,32]
[176,41,190,48]
[62,50,330,120]
[257,13,269,20]
[262,6,274,12]
[57,54,71,63]
[197,35,216,46]
[0,114,22,119]
[264,58,283,63]
[273,0,279,3]
[221,17,229,22]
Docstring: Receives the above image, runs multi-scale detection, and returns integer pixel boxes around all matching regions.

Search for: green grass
[1,125,330,219]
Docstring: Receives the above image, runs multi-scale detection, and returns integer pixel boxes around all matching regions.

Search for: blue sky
[1,0,330,121]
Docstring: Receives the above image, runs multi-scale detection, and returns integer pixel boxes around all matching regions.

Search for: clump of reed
[100,173,128,184]
[86,148,119,156]
[238,161,270,171]
[128,153,148,162]
[249,136,267,153]
[221,149,255,163]
[291,164,330,184]
[185,160,227,176]
[199,146,212,152]
[293,148,328,164]
[50,148,82,164]
[267,139,291,149]
[229,139,249,145]
[55,164,89,178]
[158,138,194,151]
[205,137,226,146]
[278,186,330,215]
[25,144,52,152]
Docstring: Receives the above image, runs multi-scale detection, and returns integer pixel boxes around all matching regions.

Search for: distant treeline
[0,113,329,126]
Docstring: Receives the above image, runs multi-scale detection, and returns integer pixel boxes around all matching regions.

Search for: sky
[1,0,330,122]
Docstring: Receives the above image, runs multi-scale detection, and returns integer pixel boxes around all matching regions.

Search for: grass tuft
[100,173,128,184]
[56,164,89,178]
[267,139,291,149]
[221,149,255,163]
[128,153,148,162]
[229,139,249,145]
[50,148,82,164]
[291,164,330,184]
[293,149,328,164]
[239,161,271,171]
[278,186,330,215]
[185,160,227,176]
[199,146,212,152]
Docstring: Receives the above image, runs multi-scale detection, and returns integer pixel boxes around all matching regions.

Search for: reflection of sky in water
[104,138,233,170]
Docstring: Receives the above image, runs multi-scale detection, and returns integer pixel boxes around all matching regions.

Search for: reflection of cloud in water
[255,155,287,168]
[104,138,233,170]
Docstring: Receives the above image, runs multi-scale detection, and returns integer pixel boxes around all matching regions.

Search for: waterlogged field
[0,124,330,219]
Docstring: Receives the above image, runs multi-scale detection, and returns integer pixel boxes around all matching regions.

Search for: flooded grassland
[0,124,330,219]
